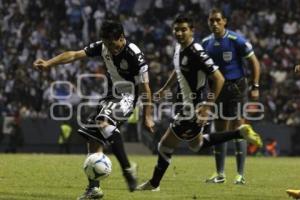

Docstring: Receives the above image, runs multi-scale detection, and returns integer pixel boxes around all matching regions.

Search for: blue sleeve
[235,36,254,58]
[201,39,208,49]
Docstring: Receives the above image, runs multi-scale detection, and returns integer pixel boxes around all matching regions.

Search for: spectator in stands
[0,0,299,129]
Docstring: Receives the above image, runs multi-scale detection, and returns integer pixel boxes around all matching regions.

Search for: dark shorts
[216,77,248,119]
[169,107,210,141]
[78,94,135,144]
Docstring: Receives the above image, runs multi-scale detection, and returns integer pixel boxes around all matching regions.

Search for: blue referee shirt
[202,30,254,80]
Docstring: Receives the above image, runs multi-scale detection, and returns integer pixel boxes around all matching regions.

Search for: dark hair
[173,14,194,29]
[209,8,226,19]
[100,20,124,40]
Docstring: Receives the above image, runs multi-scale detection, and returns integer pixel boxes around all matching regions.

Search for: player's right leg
[77,140,104,200]
[97,119,137,190]
[137,128,180,191]
[94,97,137,192]
[206,120,229,184]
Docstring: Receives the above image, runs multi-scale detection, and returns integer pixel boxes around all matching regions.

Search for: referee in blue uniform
[202,8,261,184]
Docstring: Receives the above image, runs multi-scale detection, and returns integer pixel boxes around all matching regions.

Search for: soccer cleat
[239,124,263,148]
[286,189,300,199]
[205,172,226,184]
[234,174,246,185]
[123,162,138,192]
[136,180,160,191]
[77,187,104,200]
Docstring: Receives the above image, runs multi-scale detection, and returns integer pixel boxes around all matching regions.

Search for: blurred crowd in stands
[1,0,300,126]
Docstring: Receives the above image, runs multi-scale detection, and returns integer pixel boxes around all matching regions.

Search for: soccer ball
[83,152,112,181]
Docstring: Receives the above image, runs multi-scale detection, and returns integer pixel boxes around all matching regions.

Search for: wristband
[251,83,260,90]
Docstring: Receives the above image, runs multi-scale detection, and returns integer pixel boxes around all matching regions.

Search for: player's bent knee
[94,115,120,139]
[158,142,174,163]
[158,142,174,154]
[188,144,201,152]
[98,122,119,139]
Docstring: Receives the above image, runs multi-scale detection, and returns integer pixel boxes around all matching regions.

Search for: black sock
[202,130,242,149]
[107,131,131,171]
[88,178,99,188]
[150,152,171,188]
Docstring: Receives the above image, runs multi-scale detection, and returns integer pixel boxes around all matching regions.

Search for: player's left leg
[206,120,229,183]
[95,95,137,192]
[229,78,249,184]
[230,119,247,184]
[97,119,137,192]
[137,128,180,191]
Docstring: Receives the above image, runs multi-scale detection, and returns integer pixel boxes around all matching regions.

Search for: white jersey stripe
[101,45,132,94]
[173,43,193,104]
[128,43,141,54]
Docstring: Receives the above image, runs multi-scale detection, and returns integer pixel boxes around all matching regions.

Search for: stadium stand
[0,0,300,153]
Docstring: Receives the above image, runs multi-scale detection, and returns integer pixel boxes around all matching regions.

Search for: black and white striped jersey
[173,40,218,105]
[84,41,148,96]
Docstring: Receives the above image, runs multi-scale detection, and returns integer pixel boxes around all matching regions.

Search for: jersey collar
[114,39,127,56]
[180,38,194,51]
[213,29,229,40]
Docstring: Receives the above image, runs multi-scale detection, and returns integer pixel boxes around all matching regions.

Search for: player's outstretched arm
[33,50,87,70]
[155,70,176,98]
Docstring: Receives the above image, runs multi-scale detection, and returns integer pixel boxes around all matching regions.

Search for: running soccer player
[34,20,154,199]
[202,8,261,184]
[136,14,262,191]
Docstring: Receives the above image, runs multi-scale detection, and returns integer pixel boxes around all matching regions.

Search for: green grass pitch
[0,154,299,200]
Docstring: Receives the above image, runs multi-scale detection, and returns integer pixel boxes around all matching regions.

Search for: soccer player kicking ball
[34,20,154,199]
[136,14,262,191]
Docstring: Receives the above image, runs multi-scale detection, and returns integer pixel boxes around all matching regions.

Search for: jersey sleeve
[194,43,219,74]
[135,53,149,83]
[84,41,103,57]
[127,43,149,84]
[235,36,254,58]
